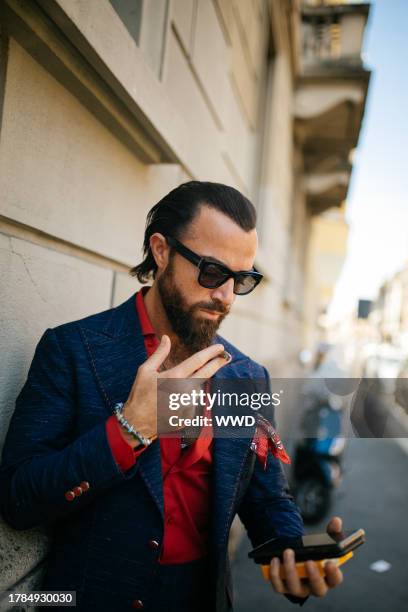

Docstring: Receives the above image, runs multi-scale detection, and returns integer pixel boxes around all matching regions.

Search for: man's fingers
[270,555,342,600]
[327,515,342,535]
[324,563,343,588]
[281,549,309,598]
[170,343,226,377]
[269,557,289,595]
[146,335,171,371]
[304,561,328,597]
[191,354,231,379]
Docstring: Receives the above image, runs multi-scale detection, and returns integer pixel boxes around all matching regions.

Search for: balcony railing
[301,2,369,71]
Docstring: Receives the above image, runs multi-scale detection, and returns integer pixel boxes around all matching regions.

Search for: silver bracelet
[113,402,153,447]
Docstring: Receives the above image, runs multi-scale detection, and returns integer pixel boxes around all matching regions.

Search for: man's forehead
[186,205,256,240]
[183,205,257,267]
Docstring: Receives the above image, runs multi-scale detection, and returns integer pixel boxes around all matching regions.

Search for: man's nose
[210,277,235,307]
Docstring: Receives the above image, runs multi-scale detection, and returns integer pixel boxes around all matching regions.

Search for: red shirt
[105,287,213,563]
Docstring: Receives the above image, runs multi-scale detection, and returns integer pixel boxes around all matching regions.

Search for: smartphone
[248,528,365,564]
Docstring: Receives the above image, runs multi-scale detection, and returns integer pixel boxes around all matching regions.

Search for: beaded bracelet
[113,402,156,447]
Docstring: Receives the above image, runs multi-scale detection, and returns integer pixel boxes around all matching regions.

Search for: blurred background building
[329,260,408,383]
[0,0,371,599]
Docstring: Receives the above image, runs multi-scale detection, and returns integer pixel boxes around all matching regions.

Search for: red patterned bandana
[250,413,291,469]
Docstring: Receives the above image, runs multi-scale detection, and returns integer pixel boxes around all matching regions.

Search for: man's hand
[269,516,344,599]
[121,335,230,444]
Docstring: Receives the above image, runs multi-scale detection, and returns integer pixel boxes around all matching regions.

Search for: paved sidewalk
[232,438,408,612]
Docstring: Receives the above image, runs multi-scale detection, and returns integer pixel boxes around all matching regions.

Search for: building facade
[0,0,370,598]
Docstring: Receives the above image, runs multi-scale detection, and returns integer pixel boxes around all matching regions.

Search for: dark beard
[157,259,230,354]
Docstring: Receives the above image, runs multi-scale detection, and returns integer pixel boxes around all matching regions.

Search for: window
[109,0,143,44]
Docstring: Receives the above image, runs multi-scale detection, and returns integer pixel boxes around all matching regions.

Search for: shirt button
[64,490,75,502]
[166,516,174,525]
[147,539,160,549]
[79,481,90,492]
[132,599,144,608]
[73,486,83,497]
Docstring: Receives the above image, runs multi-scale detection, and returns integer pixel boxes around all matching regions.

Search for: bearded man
[0,181,345,611]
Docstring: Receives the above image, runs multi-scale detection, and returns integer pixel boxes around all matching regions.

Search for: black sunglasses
[166,236,263,295]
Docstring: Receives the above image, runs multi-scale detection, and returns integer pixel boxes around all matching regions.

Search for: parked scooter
[291,397,346,524]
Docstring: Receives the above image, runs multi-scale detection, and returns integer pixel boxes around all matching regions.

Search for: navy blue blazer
[0,292,307,610]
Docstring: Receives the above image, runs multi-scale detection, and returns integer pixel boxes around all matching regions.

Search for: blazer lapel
[79,292,165,520]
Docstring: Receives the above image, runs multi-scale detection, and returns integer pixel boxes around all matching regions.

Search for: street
[232,437,408,611]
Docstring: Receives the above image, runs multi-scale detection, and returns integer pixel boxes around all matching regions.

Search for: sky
[327,0,408,322]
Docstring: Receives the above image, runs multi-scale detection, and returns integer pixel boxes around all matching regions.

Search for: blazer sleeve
[237,367,309,606]
[0,327,142,531]
[105,415,148,471]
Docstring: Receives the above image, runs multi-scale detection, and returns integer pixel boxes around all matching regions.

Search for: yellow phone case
[260,550,354,580]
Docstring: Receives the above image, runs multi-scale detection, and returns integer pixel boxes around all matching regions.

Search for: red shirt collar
[135,286,155,336]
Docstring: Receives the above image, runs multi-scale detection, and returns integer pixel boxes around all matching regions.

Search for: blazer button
[79,481,90,492]
[73,486,83,497]
[132,599,144,608]
[64,490,75,502]
[147,539,160,550]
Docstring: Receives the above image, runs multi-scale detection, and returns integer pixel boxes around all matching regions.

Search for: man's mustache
[194,301,230,315]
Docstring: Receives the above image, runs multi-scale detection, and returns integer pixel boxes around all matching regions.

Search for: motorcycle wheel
[294,478,331,524]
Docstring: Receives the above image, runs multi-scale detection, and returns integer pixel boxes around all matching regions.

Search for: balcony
[294,1,371,214]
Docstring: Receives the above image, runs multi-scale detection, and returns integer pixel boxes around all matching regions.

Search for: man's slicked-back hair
[129,180,257,283]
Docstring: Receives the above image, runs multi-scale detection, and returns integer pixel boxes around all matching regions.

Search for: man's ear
[150,233,170,271]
